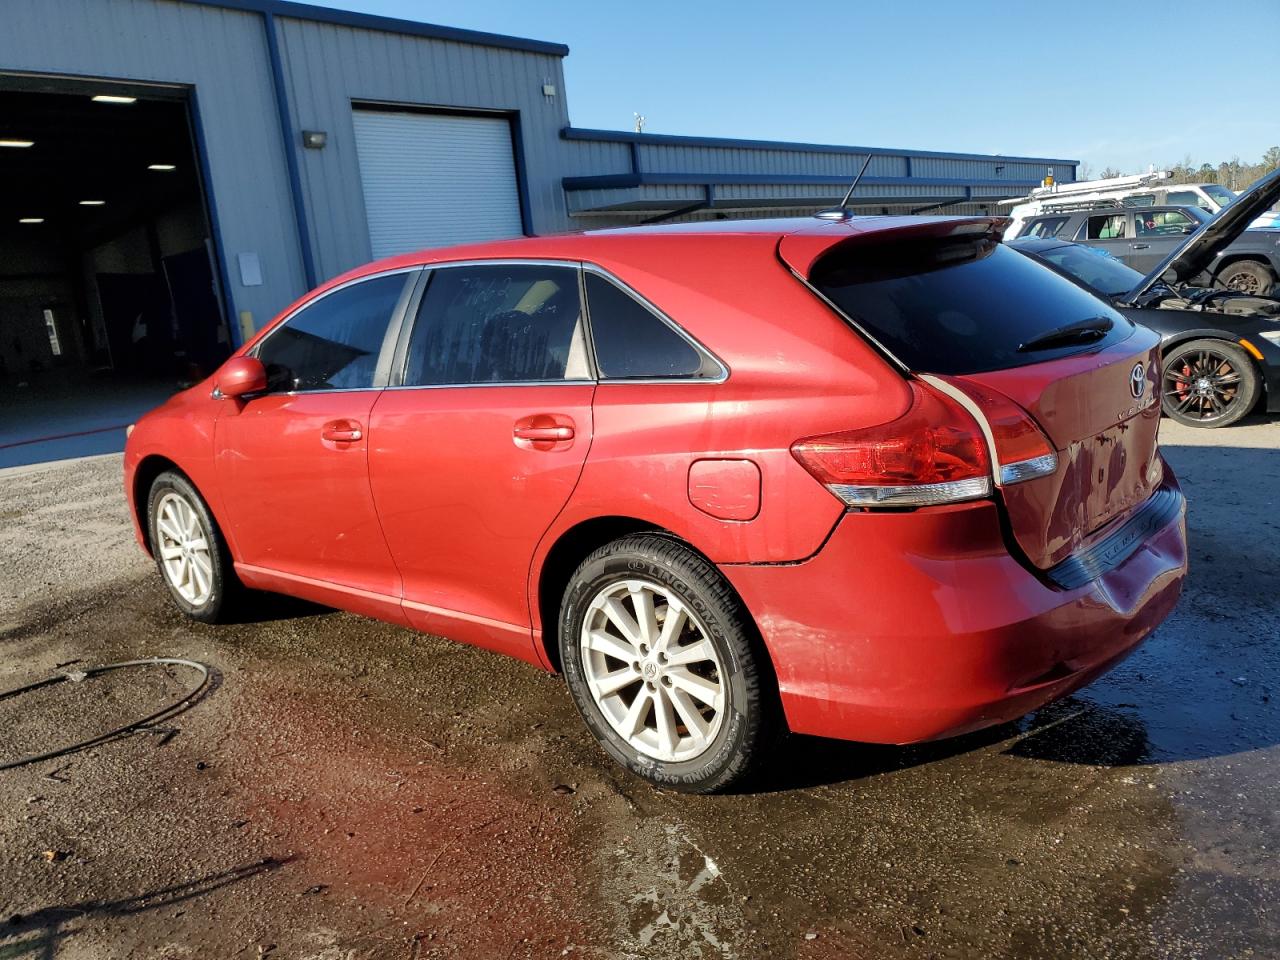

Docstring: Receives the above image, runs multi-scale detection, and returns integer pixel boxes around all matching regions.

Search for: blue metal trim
[183,0,569,56]
[560,127,1079,168]
[563,173,1041,191]
[187,88,241,347]
[629,141,642,175]
[262,11,317,289]
[507,112,535,236]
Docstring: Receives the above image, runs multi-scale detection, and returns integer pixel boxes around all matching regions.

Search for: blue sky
[312,0,1279,174]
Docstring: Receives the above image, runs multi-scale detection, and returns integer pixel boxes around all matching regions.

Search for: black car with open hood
[1010,168,1280,427]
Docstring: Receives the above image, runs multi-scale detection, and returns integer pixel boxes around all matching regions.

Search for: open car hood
[1125,167,1280,303]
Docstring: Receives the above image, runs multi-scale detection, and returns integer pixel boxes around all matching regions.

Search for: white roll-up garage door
[352,109,525,259]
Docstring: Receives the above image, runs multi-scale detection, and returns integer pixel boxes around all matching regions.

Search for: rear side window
[257,272,407,392]
[810,237,1130,375]
[1024,216,1068,239]
[585,272,715,379]
[403,264,587,385]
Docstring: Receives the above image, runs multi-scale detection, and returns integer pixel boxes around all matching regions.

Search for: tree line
[1081,147,1280,189]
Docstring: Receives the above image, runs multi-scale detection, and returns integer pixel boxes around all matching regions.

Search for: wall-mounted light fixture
[302,130,327,149]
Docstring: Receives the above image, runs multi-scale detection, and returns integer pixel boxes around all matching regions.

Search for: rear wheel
[1161,339,1259,428]
[147,471,241,623]
[558,534,774,793]
[1216,260,1274,296]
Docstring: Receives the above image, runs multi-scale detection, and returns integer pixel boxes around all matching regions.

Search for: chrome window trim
[383,379,596,391]
[388,257,730,390]
[248,264,423,396]
[580,263,729,384]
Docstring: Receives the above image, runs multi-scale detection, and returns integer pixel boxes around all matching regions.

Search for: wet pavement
[1,417,1278,959]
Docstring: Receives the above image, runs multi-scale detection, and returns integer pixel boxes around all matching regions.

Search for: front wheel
[1161,339,1260,428]
[147,471,241,623]
[558,534,775,793]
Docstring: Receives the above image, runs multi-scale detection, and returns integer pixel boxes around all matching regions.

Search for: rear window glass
[810,237,1131,375]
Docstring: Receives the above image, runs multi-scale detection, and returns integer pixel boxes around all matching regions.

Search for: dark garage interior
[0,78,230,465]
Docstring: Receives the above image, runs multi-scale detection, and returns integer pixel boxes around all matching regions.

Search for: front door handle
[1131,243,1151,250]
[322,418,363,442]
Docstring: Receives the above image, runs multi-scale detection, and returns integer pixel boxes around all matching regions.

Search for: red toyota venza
[124,216,1187,792]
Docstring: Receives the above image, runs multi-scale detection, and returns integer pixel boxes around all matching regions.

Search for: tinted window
[810,238,1130,375]
[585,273,709,379]
[1083,214,1127,240]
[1033,243,1144,298]
[404,264,586,385]
[1024,216,1068,239]
[257,272,406,392]
[1136,209,1197,236]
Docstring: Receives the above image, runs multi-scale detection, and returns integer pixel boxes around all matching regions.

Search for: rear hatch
[786,218,1164,571]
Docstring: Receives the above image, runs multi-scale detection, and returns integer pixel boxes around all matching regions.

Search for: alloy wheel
[155,492,214,606]
[1163,348,1245,423]
[579,579,726,763]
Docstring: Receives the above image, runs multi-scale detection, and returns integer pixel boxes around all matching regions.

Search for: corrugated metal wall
[0,0,306,330]
[274,15,570,281]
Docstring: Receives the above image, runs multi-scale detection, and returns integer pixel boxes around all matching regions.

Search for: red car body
[124,216,1187,746]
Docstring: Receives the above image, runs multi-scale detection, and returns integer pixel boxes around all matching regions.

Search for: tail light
[791,381,992,507]
[927,376,1058,485]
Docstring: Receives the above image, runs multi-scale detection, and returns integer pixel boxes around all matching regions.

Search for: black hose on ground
[0,657,211,771]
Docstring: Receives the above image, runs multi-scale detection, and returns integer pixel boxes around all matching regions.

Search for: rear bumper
[721,483,1187,744]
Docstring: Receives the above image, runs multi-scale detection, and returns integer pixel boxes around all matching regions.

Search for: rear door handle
[513,425,574,441]
[322,419,363,442]
[513,414,576,449]
[1131,243,1150,250]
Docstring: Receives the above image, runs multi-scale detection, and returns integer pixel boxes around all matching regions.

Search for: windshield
[1031,243,1145,298]
[1201,184,1237,208]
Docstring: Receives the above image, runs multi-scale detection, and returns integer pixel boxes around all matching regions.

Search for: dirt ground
[1,416,1278,960]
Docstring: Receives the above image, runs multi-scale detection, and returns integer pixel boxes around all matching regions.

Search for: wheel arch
[1160,334,1267,418]
[532,516,779,702]
[132,455,227,557]
[1213,254,1275,283]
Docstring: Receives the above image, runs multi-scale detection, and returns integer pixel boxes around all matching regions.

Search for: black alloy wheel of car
[1161,339,1260,428]
[1216,260,1274,297]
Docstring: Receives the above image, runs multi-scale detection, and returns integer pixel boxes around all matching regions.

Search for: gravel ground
[1,416,1278,959]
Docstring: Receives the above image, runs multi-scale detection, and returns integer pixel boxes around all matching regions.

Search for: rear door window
[809,237,1131,375]
[402,264,588,385]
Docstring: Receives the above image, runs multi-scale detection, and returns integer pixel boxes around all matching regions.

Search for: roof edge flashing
[561,127,1077,168]
[183,0,569,56]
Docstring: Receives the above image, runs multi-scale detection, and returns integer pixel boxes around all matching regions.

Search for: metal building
[0,0,1077,435]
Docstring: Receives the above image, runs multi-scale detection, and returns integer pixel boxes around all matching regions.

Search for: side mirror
[1182,225,1197,235]
[213,356,267,399]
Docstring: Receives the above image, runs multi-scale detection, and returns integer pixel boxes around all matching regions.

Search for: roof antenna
[816,153,873,221]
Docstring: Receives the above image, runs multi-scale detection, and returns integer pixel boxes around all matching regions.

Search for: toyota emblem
[1129,363,1146,399]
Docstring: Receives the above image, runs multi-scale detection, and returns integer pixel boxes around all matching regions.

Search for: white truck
[1002,170,1278,239]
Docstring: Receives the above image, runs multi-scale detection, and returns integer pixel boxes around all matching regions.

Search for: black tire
[1215,260,1274,296]
[1161,339,1260,428]
[146,470,241,623]
[558,534,776,793]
